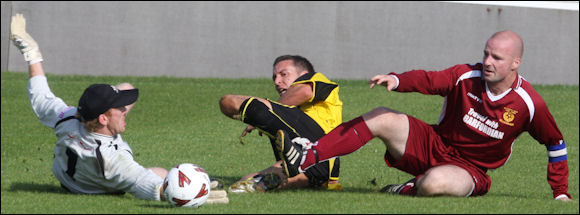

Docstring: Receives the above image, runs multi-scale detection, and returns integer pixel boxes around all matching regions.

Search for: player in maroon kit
[275,30,572,201]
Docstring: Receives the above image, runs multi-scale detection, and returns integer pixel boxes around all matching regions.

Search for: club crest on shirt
[500,107,518,126]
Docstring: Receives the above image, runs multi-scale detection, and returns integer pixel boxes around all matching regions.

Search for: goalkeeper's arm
[11,13,43,65]
[11,13,45,77]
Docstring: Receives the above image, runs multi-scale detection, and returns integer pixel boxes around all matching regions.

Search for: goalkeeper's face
[272,59,307,95]
[103,106,129,136]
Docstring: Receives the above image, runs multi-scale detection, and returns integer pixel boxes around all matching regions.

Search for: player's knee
[219,94,239,118]
[417,166,472,197]
[364,107,406,133]
[367,107,404,122]
[219,94,233,108]
[417,172,448,196]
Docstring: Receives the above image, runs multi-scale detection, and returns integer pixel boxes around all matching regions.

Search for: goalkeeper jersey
[292,72,343,133]
[390,62,569,198]
[27,76,163,201]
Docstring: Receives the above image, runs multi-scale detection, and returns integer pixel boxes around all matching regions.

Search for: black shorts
[240,98,340,187]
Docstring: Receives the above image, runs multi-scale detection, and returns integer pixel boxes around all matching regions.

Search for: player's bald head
[488,30,524,59]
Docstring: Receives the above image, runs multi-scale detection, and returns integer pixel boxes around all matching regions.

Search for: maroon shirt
[391,63,570,199]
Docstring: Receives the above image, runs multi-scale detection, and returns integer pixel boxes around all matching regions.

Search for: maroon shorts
[383,115,491,196]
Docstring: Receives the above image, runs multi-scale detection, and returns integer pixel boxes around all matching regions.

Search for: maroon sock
[399,175,421,196]
[301,116,374,170]
[398,184,417,196]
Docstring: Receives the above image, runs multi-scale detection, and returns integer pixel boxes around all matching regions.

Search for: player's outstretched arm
[13,13,67,128]
[11,13,44,77]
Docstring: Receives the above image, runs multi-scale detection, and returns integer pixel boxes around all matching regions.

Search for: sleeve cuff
[390,74,400,90]
[29,58,43,65]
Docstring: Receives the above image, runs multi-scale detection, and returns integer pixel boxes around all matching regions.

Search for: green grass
[1,71,578,213]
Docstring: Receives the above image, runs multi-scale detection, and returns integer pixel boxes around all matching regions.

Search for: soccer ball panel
[163,163,211,207]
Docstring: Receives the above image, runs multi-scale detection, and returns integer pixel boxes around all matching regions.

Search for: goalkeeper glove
[11,13,43,64]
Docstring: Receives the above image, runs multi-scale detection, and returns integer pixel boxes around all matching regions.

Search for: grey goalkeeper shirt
[27,75,163,201]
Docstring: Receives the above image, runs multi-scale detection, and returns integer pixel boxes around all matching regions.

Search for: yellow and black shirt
[292,72,343,133]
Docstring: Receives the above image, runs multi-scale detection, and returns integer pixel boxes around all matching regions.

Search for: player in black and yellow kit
[220,55,342,192]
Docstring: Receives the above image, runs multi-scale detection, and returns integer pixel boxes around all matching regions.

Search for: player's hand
[10,13,43,63]
[369,74,397,91]
[239,125,262,145]
[206,190,229,204]
[241,125,256,138]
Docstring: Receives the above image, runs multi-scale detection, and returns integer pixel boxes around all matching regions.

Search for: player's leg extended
[416,165,475,197]
[224,96,315,191]
[362,107,409,161]
[293,107,406,171]
[240,99,341,190]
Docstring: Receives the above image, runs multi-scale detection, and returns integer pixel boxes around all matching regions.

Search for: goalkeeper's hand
[11,13,43,64]
[205,190,229,204]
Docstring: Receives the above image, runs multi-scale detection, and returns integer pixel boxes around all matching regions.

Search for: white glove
[11,13,43,64]
[205,190,229,204]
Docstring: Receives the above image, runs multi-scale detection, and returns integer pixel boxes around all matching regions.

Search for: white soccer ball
[163,163,211,208]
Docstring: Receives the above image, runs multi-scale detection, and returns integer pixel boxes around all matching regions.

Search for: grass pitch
[1,71,578,213]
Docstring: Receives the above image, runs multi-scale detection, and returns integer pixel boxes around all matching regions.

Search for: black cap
[77,84,139,121]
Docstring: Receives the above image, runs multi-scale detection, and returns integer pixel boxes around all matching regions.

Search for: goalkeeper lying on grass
[10,13,228,204]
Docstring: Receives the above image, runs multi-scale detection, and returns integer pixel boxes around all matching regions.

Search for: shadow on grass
[208,175,249,188]
[8,182,129,199]
[139,203,174,209]
[211,175,381,194]
[8,182,68,194]
[486,191,542,200]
